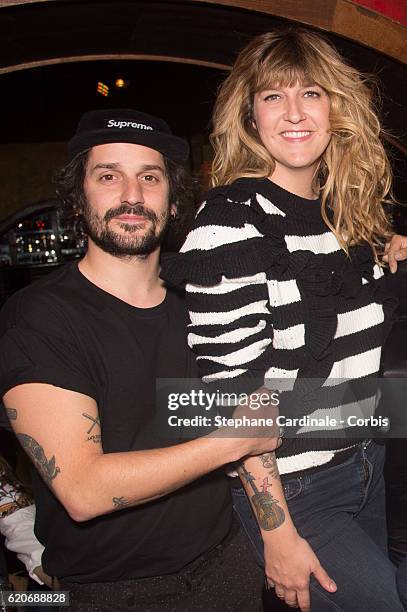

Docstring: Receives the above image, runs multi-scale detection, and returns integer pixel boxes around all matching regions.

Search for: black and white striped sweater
[161,178,396,475]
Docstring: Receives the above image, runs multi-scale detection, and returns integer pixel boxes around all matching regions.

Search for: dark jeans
[59,521,264,611]
[397,556,407,610]
[386,439,407,556]
[232,441,404,611]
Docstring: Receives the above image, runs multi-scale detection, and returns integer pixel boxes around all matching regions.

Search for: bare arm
[4,383,278,523]
[239,453,336,612]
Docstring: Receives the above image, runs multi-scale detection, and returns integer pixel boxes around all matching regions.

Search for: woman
[161,29,404,611]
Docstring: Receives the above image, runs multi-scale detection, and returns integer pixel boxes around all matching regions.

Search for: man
[0,109,279,611]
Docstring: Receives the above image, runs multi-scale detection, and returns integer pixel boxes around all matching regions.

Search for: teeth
[281,131,311,138]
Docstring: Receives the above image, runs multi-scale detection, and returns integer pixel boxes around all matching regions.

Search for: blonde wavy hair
[211,28,394,259]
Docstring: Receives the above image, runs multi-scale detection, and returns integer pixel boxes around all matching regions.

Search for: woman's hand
[264,528,337,612]
[383,235,407,273]
[33,565,53,589]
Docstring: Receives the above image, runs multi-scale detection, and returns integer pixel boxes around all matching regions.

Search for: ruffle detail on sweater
[296,247,373,360]
[160,237,285,287]
[160,189,289,287]
[289,245,396,401]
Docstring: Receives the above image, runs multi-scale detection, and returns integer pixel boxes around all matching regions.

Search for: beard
[82,201,171,257]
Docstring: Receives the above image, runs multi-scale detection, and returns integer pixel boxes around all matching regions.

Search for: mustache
[104,203,158,224]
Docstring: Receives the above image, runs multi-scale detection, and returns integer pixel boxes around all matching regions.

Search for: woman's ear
[250,108,257,130]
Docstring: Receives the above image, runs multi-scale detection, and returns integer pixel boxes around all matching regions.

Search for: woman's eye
[100,174,116,182]
[304,90,321,98]
[264,93,280,101]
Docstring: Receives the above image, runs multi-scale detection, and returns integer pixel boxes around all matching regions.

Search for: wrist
[262,517,298,541]
[206,430,249,463]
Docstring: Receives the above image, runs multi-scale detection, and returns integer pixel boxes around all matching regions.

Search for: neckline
[73,262,169,317]
[246,177,323,219]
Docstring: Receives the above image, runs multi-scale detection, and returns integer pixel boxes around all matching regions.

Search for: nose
[121,178,143,204]
[283,96,306,124]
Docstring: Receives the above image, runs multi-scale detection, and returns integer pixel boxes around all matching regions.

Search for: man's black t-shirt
[0,263,232,582]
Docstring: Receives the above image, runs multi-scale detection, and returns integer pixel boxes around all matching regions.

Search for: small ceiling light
[115,78,129,89]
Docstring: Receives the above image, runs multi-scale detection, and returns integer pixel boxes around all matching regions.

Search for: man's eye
[142,175,159,182]
[100,174,116,182]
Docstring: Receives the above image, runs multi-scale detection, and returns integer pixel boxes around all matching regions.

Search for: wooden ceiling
[0,0,405,151]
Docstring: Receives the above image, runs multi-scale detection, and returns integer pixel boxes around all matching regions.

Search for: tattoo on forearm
[260,453,279,479]
[261,477,273,493]
[112,496,130,509]
[240,465,285,531]
[6,407,17,421]
[17,434,61,487]
[82,413,100,434]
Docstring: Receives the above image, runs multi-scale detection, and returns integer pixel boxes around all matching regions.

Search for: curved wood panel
[0,54,230,75]
[0,0,405,65]
[195,0,407,63]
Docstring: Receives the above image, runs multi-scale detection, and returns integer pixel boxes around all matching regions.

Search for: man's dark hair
[54,150,198,251]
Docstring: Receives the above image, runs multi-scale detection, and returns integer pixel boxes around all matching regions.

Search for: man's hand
[215,387,281,458]
[383,234,407,273]
[264,528,337,612]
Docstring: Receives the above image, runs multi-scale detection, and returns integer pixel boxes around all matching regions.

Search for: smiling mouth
[280,131,313,139]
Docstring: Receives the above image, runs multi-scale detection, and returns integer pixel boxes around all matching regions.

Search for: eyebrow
[263,81,320,91]
[140,164,166,174]
[90,163,166,174]
[91,163,120,171]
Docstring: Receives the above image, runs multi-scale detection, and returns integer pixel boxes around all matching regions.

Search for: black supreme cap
[68,109,189,162]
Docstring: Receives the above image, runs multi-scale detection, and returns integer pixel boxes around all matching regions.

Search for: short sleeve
[0,294,98,400]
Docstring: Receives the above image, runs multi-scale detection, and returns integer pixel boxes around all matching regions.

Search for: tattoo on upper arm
[6,408,17,421]
[17,434,61,487]
[240,464,285,531]
[260,453,279,479]
[112,496,130,510]
[82,413,101,443]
